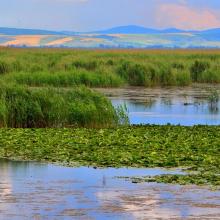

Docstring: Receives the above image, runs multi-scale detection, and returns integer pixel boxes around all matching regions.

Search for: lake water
[1,159,220,219]
[97,85,220,125]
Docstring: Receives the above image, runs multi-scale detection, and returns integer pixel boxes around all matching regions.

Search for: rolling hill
[0,25,220,48]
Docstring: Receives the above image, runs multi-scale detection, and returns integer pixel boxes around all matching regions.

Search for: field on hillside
[1,32,220,48]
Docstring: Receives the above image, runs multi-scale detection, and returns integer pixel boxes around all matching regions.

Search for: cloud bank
[156,2,220,30]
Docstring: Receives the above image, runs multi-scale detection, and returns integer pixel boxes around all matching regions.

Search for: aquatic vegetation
[122,173,220,188]
[0,48,220,187]
[0,61,10,74]
[0,125,219,186]
[208,89,219,104]
[208,89,219,113]
[0,84,118,128]
[190,60,210,81]
[71,60,98,71]
[1,48,220,87]
[117,61,148,86]
[11,70,124,88]
[115,103,130,125]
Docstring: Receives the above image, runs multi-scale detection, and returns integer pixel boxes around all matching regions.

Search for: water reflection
[0,160,219,219]
[96,85,220,125]
[0,160,12,197]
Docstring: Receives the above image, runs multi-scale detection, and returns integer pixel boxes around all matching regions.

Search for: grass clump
[117,61,148,86]
[190,60,210,81]
[71,60,98,71]
[0,61,10,74]
[0,84,118,128]
[11,70,124,88]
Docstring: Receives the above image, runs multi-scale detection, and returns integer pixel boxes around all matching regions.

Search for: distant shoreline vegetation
[1,48,220,87]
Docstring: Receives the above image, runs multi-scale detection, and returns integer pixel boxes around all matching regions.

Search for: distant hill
[1,25,220,36]
[0,27,65,35]
[90,25,184,34]
[200,28,220,35]
[1,25,220,48]
[90,25,161,34]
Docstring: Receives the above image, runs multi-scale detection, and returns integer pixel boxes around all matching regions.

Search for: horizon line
[1,25,220,33]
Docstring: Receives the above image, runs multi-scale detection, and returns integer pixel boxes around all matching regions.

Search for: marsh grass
[10,70,124,88]
[1,48,220,127]
[0,61,10,74]
[0,84,118,128]
[1,48,220,87]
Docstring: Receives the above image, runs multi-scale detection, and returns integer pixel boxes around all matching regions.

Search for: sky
[1,0,220,31]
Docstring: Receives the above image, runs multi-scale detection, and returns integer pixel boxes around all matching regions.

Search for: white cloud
[156,3,220,30]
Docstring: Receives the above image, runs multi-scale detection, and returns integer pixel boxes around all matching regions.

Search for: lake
[0,159,220,219]
[97,84,220,125]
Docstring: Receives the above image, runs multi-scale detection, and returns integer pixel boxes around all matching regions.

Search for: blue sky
[1,0,220,31]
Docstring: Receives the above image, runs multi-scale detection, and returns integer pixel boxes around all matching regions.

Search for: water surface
[97,85,220,125]
[0,159,220,219]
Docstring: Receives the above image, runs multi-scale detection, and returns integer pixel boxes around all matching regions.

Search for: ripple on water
[0,159,220,219]
[96,85,220,125]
